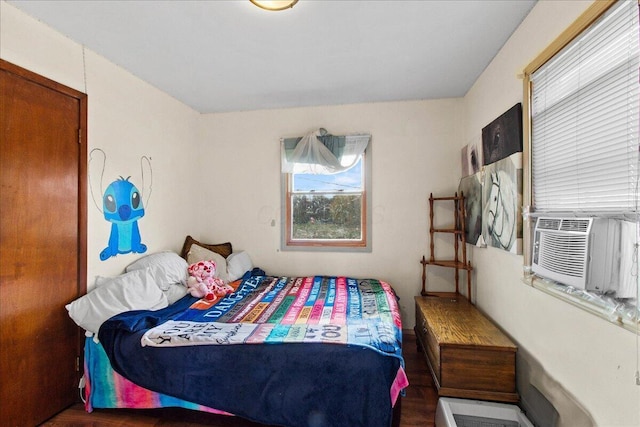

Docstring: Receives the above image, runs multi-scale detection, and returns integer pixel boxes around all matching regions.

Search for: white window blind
[531,0,639,214]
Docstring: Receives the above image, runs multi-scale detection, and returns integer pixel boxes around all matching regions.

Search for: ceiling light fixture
[250,0,298,11]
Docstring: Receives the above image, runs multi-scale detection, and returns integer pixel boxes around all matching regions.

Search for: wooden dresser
[414,294,519,403]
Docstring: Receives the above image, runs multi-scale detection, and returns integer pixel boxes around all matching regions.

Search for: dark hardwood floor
[41,333,437,427]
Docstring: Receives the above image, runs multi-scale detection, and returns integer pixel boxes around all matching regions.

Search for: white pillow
[125,251,188,290]
[186,244,229,283]
[227,251,253,282]
[163,283,189,305]
[96,274,187,305]
[94,275,112,287]
[66,266,169,334]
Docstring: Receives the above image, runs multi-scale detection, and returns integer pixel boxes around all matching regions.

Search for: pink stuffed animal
[187,260,233,302]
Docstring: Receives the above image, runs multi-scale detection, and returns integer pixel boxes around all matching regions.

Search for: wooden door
[0,60,87,426]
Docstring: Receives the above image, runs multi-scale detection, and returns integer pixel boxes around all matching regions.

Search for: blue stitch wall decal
[89,149,153,261]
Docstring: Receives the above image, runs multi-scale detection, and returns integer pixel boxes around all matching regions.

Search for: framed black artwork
[482,103,523,166]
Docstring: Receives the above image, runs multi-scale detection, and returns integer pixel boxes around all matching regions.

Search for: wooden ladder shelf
[420,192,473,302]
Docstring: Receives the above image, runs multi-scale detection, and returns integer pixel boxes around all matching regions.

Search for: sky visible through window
[293,158,363,192]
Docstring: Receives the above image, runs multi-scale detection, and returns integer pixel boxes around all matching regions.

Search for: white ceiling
[8,0,537,114]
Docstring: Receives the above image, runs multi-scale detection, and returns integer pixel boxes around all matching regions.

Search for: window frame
[521,0,639,333]
[281,147,372,252]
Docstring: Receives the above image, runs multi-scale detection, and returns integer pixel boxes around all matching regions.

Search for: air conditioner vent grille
[532,216,594,288]
[559,219,590,233]
[537,233,588,278]
[536,218,561,230]
[535,218,591,232]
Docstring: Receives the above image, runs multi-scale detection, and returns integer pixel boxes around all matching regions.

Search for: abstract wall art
[458,172,484,246]
[460,137,483,178]
[481,153,523,254]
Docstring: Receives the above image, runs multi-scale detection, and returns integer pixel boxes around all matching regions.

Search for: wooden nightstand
[414,294,519,403]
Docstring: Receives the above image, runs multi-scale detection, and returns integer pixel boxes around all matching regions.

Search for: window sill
[280,243,371,253]
[522,273,639,334]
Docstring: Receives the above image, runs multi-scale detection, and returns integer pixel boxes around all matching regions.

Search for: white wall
[0,1,200,284]
[463,1,640,426]
[197,99,463,327]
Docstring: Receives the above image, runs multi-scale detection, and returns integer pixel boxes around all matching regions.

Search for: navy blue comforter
[98,294,402,427]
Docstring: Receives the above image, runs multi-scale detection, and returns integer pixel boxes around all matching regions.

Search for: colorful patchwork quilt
[141,276,403,361]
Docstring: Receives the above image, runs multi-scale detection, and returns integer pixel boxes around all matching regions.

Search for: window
[529,0,639,214]
[281,130,371,251]
[522,0,639,330]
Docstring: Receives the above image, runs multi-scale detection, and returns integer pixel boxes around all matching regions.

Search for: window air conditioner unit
[532,217,620,292]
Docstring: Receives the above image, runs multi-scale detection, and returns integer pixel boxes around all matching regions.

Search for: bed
[69,237,407,427]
